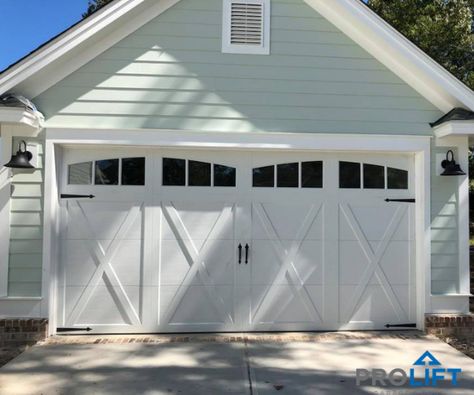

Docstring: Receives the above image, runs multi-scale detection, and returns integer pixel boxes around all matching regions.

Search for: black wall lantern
[4,140,35,169]
[441,150,466,176]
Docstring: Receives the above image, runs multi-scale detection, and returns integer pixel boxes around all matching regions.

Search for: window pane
[163,158,185,186]
[363,164,384,189]
[302,161,323,188]
[253,165,274,187]
[189,160,211,186]
[387,167,408,189]
[214,164,236,187]
[68,162,92,185]
[339,161,360,189]
[277,163,299,188]
[95,159,119,185]
[122,157,145,186]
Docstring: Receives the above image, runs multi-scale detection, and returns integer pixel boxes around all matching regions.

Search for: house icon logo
[412,351,441,367]
[356,351,462,387]
[409,351,462,387]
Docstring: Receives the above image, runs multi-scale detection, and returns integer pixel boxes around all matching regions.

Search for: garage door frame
[41,128,432,335]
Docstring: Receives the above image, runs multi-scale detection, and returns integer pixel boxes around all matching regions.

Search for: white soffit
[304,0,474,112]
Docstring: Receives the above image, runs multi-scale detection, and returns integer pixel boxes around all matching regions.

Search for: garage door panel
[250,284,323,326]
[160,284,235,327]
[340,283,409,324]
[65,283,141,326]
[161,201,235,242]
[160,239,235,286]
[379,241,412,285]
[66,202,143,241]
[251,203,323,241]
[339,204,409,242]
[58,149,416,333]
[338,241,370,285]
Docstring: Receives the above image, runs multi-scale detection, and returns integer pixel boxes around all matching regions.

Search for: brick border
[425,314,474,338]
[0,319,48,348]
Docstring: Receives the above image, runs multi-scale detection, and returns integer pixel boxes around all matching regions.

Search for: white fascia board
[433,121,474,139]
[304,0,474,112]
[0,108,44,131]
[0,0,181,98]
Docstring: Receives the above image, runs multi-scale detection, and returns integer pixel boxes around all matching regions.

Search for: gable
[33,0,443,135]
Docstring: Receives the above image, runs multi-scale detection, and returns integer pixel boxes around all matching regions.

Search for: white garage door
[57,147,416,333]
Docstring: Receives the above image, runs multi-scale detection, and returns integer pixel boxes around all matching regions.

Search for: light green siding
[430,145,460,294]
[34,0,442,134]
[8,137,44,297]
[8,0,461,298]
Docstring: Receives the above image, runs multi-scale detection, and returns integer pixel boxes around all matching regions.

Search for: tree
[83,0,114,18]
[366,0,474,90]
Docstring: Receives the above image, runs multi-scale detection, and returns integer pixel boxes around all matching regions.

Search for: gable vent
[230,3,263,46]
[222,0,270,55]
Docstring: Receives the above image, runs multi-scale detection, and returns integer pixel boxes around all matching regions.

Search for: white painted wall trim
[434,135,471,298]
[0,0,180,98]
[0,299,43,318]
[46,127,432,152]
[0,108,44,130]
[43,128,432,332]
[42,141,61,334]
[416,148,431,329]
[0,128,12,297]
[304,0,474,112]
[433,121,474,139]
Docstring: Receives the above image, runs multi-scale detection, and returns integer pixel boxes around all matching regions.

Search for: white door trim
[43,128,431,333]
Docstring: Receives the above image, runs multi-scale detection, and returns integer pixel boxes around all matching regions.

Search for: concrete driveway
[1,333,473,394]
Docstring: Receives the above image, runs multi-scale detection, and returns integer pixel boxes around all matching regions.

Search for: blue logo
[356,351,462,387]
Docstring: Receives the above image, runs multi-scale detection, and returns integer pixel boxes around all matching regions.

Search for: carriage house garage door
[58,147,416,334]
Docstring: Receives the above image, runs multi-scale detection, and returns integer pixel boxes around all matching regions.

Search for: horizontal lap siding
[431,145,460,294]
[8,137,44,297]
[35,0,442,134]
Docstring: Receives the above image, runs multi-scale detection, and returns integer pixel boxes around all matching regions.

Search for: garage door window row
[163,158,236,187]
[68,157,145,186]
[253,161,323,188]
[339,161,408,190]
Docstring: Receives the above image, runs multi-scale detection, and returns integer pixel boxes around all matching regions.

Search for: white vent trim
[222,0,270,55]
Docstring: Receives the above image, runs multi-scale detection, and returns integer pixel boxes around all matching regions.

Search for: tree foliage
[83,0,114,18]
[367,0,474,90]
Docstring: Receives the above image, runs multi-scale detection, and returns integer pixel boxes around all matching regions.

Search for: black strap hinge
[385,199,415,203]
[57,327,93,333]
[385,323,416,329]
[61,194,95,199]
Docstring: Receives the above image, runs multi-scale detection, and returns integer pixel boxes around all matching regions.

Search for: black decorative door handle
[238,244,242,264]
[245,244,249,264]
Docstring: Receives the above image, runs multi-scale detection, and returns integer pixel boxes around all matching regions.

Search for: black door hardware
[61,194,95,199]
[57,327,93,333]
[384,323,416,329]
[385,199,415,203]
[238,244,242,264]
[245,244,250,264]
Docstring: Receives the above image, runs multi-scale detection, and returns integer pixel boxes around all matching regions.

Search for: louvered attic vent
[222,0,270,55]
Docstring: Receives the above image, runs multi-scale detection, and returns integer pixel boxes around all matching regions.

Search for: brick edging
[0,319,48,348]
[425,314,474,337]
